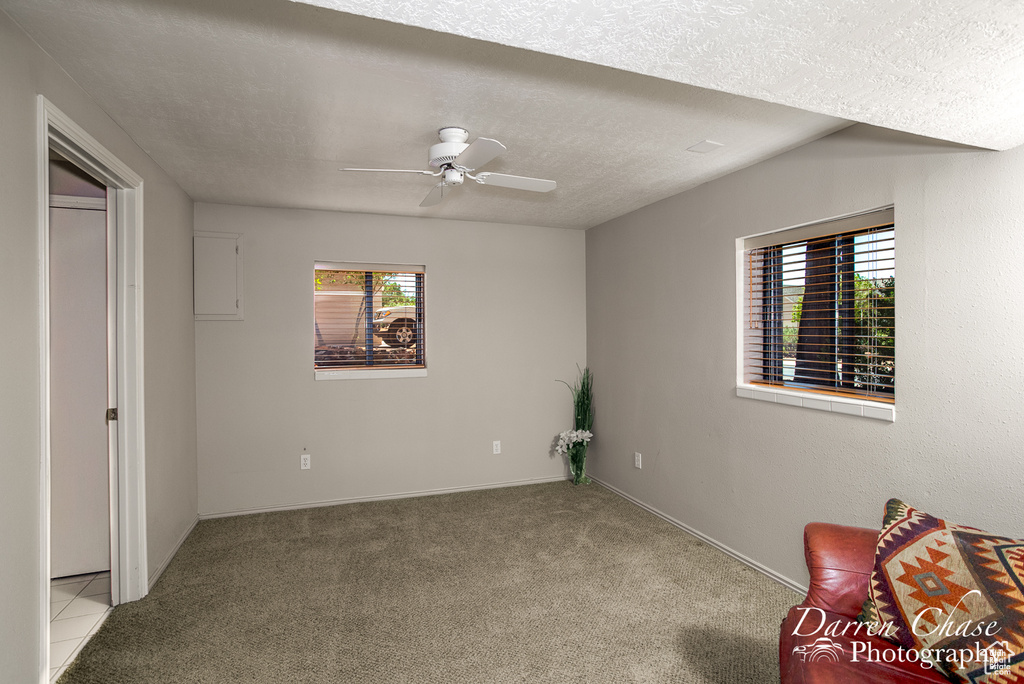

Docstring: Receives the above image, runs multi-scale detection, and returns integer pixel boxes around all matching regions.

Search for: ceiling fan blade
[340,168,435,175]
[419,182,448,207]
[473,172,556,193]
[453,137,506,170]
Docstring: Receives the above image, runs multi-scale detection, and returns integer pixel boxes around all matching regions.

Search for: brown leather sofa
[779,523,947,683]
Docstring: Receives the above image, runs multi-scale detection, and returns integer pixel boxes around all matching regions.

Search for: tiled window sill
[315,368,427,381]
[736,386,894,422]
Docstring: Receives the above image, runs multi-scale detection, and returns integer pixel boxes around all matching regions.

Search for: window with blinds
[314,263,425,372]
[742,208,894,402]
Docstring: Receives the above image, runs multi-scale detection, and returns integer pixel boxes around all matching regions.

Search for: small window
[742,208,894,403]
[314,262,425,375]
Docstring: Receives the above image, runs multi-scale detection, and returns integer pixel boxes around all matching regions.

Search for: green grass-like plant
[569,366,594,432]
[559,366,594,484]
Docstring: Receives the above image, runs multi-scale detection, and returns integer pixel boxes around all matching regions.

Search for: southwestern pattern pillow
[864,499,1024,683]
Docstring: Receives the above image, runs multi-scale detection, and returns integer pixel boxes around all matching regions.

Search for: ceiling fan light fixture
[443,168,464,185]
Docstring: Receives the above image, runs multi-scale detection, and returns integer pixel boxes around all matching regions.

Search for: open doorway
[39,97,148,683]
[47,154,114,679]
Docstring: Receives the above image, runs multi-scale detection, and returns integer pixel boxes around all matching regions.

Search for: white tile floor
[50,572,111,682]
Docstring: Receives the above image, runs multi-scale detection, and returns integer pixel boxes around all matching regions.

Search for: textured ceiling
[297,0,1024,151]
[2,0,1016,230]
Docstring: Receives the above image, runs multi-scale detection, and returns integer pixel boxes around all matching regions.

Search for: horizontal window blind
[743,210,894,402]
[314,265,425,371]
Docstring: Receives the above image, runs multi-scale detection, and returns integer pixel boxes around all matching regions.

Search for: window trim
[735,206,895,420]
[313,261,427,381]
[315,367,427,381]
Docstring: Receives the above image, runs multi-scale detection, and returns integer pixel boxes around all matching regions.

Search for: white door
[49,202,112,578]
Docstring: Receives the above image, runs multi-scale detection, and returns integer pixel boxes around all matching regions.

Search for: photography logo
[978,641,1013,676]
[792,637,845,663]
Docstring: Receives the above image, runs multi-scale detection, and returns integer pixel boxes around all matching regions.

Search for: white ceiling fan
[342,127,557,207]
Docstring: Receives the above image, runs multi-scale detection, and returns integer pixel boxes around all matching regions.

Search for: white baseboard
[148,514,199,591]
[593,478,808,596]
[165,477,807,599]
[198,475,568,520]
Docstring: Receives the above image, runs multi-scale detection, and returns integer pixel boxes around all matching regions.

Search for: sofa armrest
[801,522,877,619]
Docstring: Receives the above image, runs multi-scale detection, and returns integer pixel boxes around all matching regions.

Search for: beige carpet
[59,481,800,683]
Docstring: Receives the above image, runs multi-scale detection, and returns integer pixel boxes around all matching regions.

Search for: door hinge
[106,407,118,423]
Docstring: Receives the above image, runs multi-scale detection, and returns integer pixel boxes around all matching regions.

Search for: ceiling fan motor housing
[429,126,470,167]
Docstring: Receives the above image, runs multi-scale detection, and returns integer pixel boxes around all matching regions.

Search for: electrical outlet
[634,452,642,469]
[300,453,311,470]
[493,440,501,455]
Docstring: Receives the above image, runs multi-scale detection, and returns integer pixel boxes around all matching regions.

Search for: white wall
[586,124,1024,587]
[0,10,198,680]
[194,203,586,516]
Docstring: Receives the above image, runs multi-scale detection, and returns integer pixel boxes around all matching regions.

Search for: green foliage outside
[315,270,416,306]
[315,270,417,344]
[850,275,895,392]
[784,274,895,392]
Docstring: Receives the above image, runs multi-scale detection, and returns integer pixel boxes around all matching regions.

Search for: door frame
[37,97,148,680]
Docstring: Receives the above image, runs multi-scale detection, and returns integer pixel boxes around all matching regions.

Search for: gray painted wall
[0,10,198,680]
[193,203,586,516]
[586,125,1024,587]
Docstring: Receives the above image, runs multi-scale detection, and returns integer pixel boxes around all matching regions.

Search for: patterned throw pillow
[863,499,1024,683]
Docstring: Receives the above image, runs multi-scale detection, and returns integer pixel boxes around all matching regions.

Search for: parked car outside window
[373,305,418,347]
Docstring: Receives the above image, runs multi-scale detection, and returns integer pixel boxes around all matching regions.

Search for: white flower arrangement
[555,429,593,455]
[557,366,594,485]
